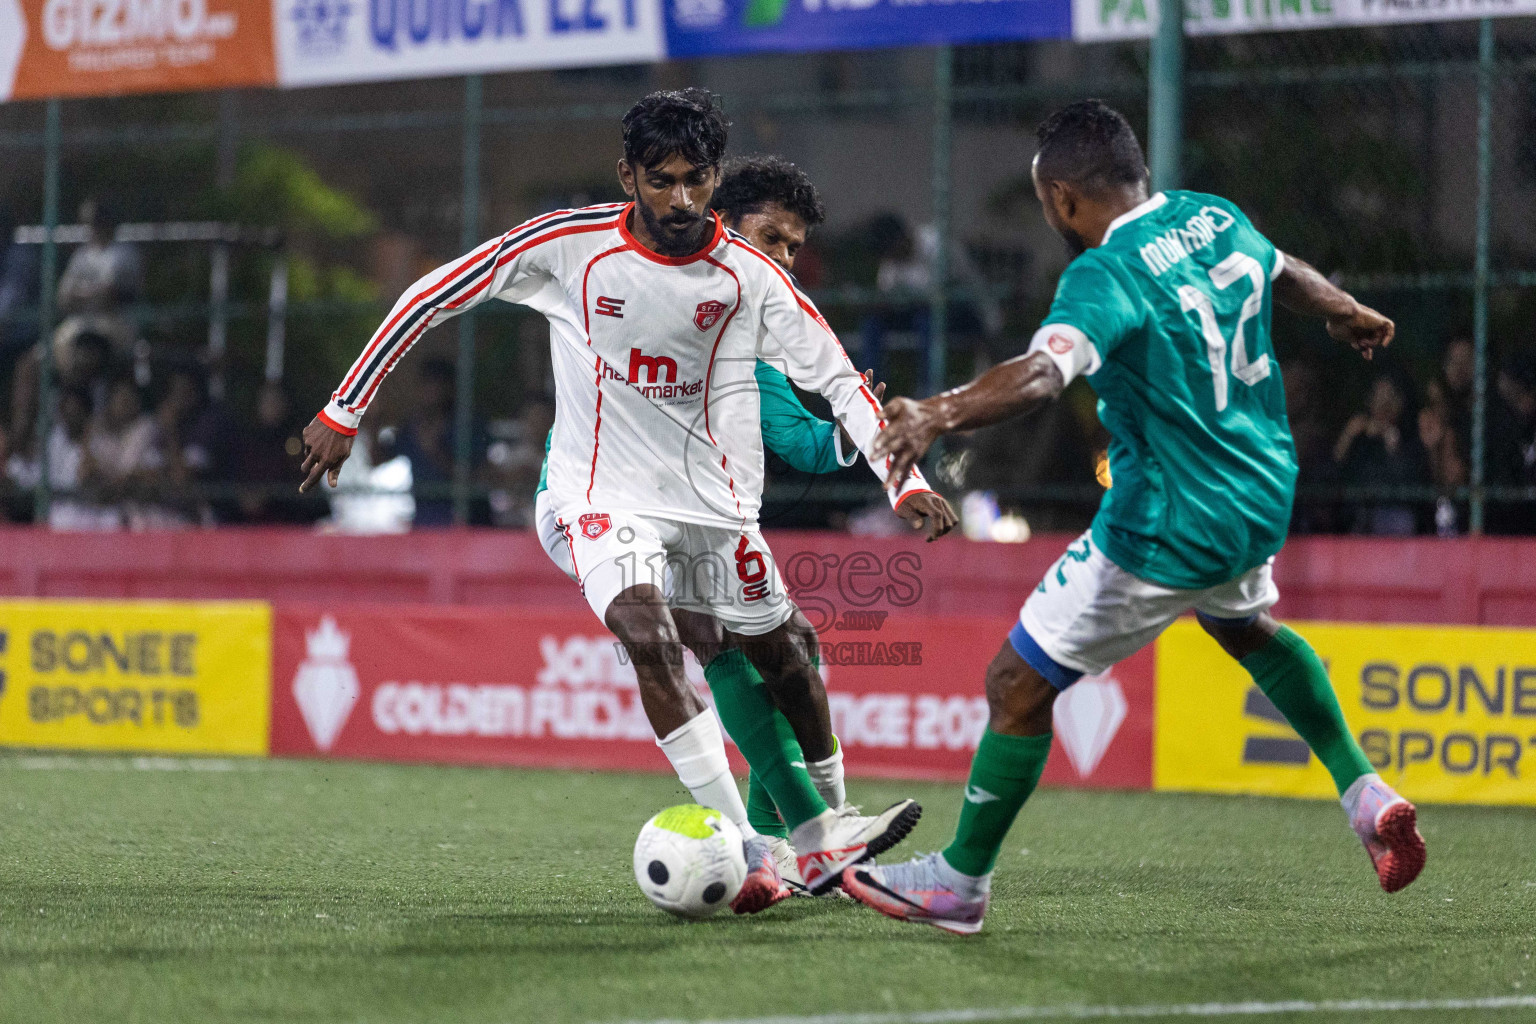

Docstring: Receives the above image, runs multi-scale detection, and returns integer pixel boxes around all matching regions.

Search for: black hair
[1034,100,1148,194]
[711,156,825,229]
[622,88,730,172]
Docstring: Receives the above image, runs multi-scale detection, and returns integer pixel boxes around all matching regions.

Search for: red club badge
[694,300,727,332]
[579,512,612,539]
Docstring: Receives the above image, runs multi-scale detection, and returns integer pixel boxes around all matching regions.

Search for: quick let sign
[275,0,664,87]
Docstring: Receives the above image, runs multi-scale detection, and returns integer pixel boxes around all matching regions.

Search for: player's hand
[840,370,888,452]
[1327,302,1394,361]
[874,396,942,490]
[894,490,957,542]
[299,416,355,493]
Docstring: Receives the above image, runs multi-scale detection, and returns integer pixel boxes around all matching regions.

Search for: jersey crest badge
[694,299,727,332]
[578,513,612,540]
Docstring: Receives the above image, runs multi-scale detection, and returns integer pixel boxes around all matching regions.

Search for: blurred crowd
[1,201,1534,536]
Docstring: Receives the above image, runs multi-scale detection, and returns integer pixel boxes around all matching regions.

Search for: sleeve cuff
[1269,249,1286,282]
[318,402,360,436]
[892,485,934,511]
[831,427,859,469]
[887,462,931,510]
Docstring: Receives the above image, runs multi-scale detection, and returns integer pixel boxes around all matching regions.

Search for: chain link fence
[0,24,1532,534]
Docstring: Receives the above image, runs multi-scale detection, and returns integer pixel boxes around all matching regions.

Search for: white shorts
[535,490,577,581]
[553,505,795,637]
[1016,530,1279,687]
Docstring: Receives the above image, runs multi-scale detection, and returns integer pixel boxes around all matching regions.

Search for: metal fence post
[1148,0,1183,192]
[33,98,62,525]
[928,44,953,397]
[452,74,483,527]
[1470,18,1493,535]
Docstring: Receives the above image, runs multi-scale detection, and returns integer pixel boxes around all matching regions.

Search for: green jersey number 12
[1177,252,1272,412]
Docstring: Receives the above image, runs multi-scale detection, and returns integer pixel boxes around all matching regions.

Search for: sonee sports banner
[0,600,272,755]
[1155,620,1536,807]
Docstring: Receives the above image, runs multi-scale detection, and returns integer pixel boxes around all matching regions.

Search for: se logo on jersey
[595,296,626,319]
[579,513,612,540]
[694,300,727,332]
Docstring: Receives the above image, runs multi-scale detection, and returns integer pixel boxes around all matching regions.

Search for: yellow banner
[0,601,271,756]
[1155,620,1536,806]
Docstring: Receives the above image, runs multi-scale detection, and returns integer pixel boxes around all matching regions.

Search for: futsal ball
[633,804,747,919]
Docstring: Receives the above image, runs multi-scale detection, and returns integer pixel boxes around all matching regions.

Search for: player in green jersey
[533,155,955,897]
[838,100,1421,933]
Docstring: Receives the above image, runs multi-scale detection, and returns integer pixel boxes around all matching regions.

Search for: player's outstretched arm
[875,352,1065,491]
[1273,252,1394,360]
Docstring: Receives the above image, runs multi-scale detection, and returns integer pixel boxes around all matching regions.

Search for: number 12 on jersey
[1178,252,1272,412]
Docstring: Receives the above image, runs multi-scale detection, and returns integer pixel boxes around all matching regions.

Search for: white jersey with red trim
[321,202,931,530]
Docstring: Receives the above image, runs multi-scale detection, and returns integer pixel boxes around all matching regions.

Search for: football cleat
[841,853,988,935]
[732,833,791,914]
[767,836,813,897]
[1345,774,1426,893]
[790,799,921,895]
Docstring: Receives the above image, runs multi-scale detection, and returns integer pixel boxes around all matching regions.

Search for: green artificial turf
[0,752,1532,1024]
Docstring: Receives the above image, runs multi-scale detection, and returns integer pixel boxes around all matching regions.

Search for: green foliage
[222,144,377,238]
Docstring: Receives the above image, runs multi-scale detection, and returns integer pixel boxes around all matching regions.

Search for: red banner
[270,603,1152,788]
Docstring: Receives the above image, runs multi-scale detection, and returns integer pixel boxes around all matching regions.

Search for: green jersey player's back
[1044,190,1298,589]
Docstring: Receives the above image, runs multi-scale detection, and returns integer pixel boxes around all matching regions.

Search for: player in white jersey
[299,89,954,906]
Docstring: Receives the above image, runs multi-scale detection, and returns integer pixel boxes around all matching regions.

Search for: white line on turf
[7,754,277,772]
[610,995,1536,1024]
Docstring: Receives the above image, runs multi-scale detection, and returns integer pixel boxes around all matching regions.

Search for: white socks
[934,853,992,900]
[807,736,846,810]
[657,709,755,836]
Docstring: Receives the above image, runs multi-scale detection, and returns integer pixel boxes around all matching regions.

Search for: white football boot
[842,852,989,935]
[1342,773,1426,893]
[732,833,791,914]
[790,799,921,895]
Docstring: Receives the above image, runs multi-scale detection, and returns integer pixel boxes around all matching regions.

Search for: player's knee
[984,642,1056,735]
[1198,611,1280,661]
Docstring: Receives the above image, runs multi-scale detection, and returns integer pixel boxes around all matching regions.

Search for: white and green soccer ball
[633,804,747,919]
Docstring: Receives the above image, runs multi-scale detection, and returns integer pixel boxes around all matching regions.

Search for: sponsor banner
[0,600,272,755]
[270,603,1153,786]
[1155,619,1536,806]
[1074,0,1536,43]
[275,0,664,88]
[665,0,1071,58]
[1,0,276,102]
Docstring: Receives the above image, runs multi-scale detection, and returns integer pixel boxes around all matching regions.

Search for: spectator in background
[379,357,480,528]
[1283,359,1338,533]
[486,396,555,528]
[236,381,312,524]
[0,201,41,372]
[1486,352,1536,534]
[8,329,116,475]
[861,213,1003,392]
[87,376,181,529]
[1333,374,1429,536]
[57,199,144,321]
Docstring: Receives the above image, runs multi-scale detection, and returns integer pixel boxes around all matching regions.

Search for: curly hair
[622,88,731,171]
[1035,99,1148,194]
[710,155,826,229]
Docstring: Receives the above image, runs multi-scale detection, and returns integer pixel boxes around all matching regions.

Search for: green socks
[1241,625,1374,794]
[942,729,1052,877]
[746,771,788,838]
[704,649,828,831]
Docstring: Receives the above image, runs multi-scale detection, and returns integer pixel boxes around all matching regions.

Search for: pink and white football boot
[731,833,792,914]
[841,852,989,935]
[1343,774,1426,893]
